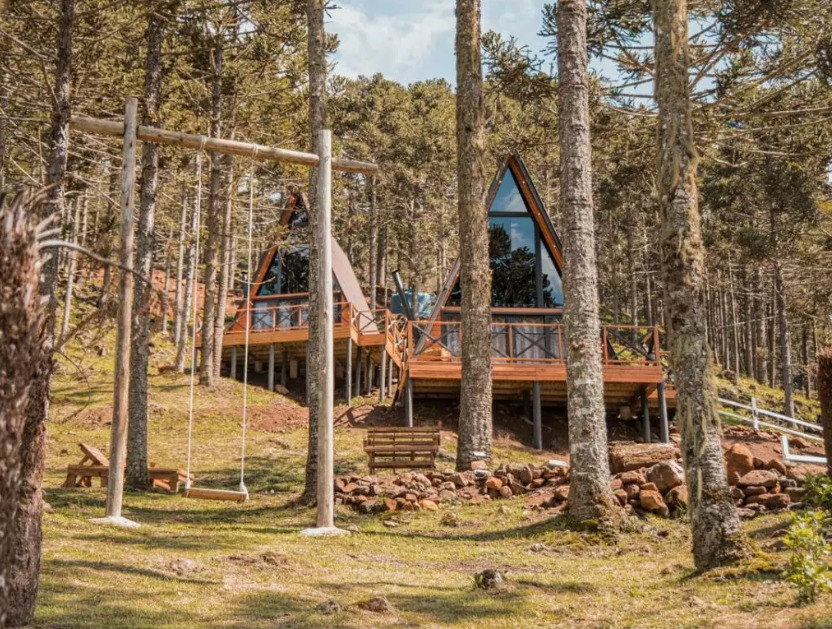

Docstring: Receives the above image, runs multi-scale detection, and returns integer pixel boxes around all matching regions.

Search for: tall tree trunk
[0,193,48,627]
[728,260,741,375]
[128,9,166,490]
[0,70,7,191]
[7,0,75,621]
[175,193,197,373]
[802,325,811,398]
[653,0,748,571]
[99,167,118,307]
[368,177,377,310]
[303,0,327,501]
[556,0,616,520]
[213,154,234,380]
[199,38,224,386]
[754,267,767,383]
[455,0,492,470]
[378,223,388,307]
[173,185,187,344]
[768,290,777,388]
[161,226,172,336]
[773,258,794,415]
[817,348,832,479]
[59,198,80,344]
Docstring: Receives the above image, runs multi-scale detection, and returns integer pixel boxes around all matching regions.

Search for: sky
[329,0,551,86]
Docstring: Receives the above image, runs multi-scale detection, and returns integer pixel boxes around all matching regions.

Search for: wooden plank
[70,115,379,174]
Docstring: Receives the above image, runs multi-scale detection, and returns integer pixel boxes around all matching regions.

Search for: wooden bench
[363,427,440,474]
[63,443,192,492]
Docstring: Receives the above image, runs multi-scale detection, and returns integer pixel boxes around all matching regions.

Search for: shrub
[782,510,832,605]
[803,474,832,513]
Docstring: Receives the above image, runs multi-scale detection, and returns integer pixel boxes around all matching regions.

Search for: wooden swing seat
[183,487,249,503]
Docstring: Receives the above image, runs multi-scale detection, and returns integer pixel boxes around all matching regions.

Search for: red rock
[610,478,623,491]
[613,489,628,506]
[531,478,546,488]
[620,469,647,485]
[334,477,346,491]
[785,487,806,501]
[553,485,570,501]
[737,470,778,489]
[665,485,689,509]
[384,498,397,512]
[485,477,503,491]
[646,461,685,493]
[342,482,358,493]
[743,486,767,496]
[624,483,640,499]
[419,499,439,511]
[499,486,513,499]
[639,489,667,512]
[765,458,787,476]
[470,460,488,471]
[640,482,659,492]
[510,481,527,495]
[764,493,790,510]
[724,443,754,485]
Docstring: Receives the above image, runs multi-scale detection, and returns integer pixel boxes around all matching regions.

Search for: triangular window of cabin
[447,167,563,308]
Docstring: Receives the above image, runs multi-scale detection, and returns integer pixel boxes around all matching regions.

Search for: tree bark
[368,177,377,309]
[556,0,616,520]
[199,37,224,386]
[0,193,48,627]
[653,0,748,571]
[7,0,74,622]
[213,153,234,380]
[175,192,197,373]
[173,185,187,345]
[303,0,327,501]
[59,198,80,344]
[455,0,492,470]
[161,226,172,336]
[772,258,794,416]
[127,8,166,490]
[817,348,832,479]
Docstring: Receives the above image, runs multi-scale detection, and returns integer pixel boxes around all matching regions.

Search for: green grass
[33,318,832,628]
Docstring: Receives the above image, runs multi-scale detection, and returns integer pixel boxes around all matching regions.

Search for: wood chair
[63,443,192,492]
[363,426,440,474]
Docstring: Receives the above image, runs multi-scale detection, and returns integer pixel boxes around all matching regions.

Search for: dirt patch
[723,425,826,468]
[74,405,113,427]
[245,405,308,433]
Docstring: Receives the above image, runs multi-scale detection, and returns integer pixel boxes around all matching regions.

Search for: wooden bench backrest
[80,443,109,466]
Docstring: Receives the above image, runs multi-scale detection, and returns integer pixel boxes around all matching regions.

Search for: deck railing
[408,320,662,366]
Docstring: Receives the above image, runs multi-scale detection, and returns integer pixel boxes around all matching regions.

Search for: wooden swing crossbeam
[70,115,379,175]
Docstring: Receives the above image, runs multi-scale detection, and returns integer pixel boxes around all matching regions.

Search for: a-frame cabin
[216,194,405,401]
[402,155,672,442]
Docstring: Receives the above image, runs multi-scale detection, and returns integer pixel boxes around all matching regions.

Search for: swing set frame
[72,97,377,527]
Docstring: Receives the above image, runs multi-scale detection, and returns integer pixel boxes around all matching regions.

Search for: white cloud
[330,0,455,84]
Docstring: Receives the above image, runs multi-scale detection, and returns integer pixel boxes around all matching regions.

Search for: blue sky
[329,0,552,86]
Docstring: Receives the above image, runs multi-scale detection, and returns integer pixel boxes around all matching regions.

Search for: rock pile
[724,443,804,517]
[334,460,569,513]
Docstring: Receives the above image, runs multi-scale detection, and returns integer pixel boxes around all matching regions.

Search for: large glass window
[257,244,309,296]
[446,166,564,309]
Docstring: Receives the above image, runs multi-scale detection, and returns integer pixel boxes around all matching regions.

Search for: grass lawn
[31,332,832,628]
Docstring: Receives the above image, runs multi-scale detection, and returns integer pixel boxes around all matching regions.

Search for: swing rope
[184,150,203,491]
[238,157,257,496]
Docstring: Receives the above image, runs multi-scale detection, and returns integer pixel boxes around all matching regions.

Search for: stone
[485,477,503,491]
[609,442,678,473]
[646,461,685,493]
[610,478,623,491]
[613,489,628,506]
[763,493,790,510]
[357,596,395,614]
[730,487,745,501]
[743,486,767,496]
[665,485,689,509]
[737,469,778,489]
[419,499,439,511]
[765,458,787,476]
[470,460,488,471]
[316,600,341,615]
[785,487,806,501]
[450,472,469,488]
[553,485,570,501]
[519,466,534,484]
[342,482,358,494]
[640,482,659,492]
[438,490,456,502]
[789,437,809,450]
[474,569,504,589]
[624,483,640,500]
[274,384,290,395]
[724,443,754,485]
[510,481,527,495]
[736,508,756,519]
[499,486,513,499]
[620,469,647,485]
[639,489,667,512]
[753,456,766,470]
[334,477,346,491]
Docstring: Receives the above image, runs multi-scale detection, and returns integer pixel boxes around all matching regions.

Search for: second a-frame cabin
[403,155,672,442]
[217,194,405,401]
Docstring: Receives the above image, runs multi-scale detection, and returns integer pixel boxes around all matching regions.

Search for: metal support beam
[641,388,651,443]
[533,382,543,450]
[281,348,287,387]
[355,347,363,398]
[267,343,275,391]
[657,380,669,443]
[230,346,237,380]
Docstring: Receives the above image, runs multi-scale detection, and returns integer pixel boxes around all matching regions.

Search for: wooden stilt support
[267,343,275,391]
[355,346,363,398]
[405,378,413,427]
[345,336,352,404]
[387,357,393,395]
[658,379,669,443]
[533,382,543,450]
[96,97,139,528]
[380,346,387,402]
[230,345,237,380]
[281,348,288,387]
[641,388,651,443]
